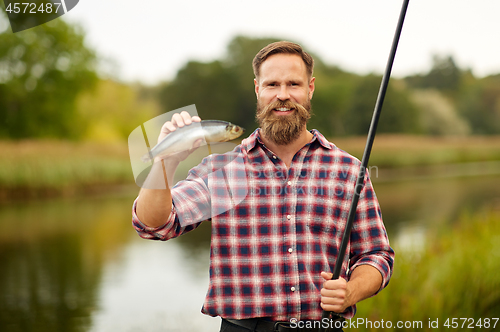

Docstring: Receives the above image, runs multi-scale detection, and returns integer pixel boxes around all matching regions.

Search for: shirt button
[272,155,277,159]
[291,287,296,292]
[286,215,292,220]
[288,248,293,253]
[287,181,292,186]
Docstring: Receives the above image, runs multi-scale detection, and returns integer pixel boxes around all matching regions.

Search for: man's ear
[309,77,316,100]
[254,78,259,97]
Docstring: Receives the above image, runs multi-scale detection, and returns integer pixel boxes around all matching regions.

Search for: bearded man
[133,41,394,332]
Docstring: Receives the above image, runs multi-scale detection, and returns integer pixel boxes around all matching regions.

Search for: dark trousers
[219,318,344,332]
[220,319,251,332]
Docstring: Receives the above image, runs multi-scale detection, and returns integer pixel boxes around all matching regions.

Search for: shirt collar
[241,128,333,153]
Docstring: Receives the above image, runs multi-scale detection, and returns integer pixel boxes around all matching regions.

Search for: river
[0,164,499,332]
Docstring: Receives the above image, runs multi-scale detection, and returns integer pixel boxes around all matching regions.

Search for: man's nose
[277,84,290,101]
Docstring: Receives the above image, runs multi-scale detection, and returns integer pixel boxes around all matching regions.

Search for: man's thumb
[321,271,333,280]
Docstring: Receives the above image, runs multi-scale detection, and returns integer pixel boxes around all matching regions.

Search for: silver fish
[142,120,245,163]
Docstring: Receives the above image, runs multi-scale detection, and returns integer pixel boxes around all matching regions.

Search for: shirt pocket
[304,218,341,271]
[306,217,338,237]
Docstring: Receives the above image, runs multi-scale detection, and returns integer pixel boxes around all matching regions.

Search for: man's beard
[256,99,312,145]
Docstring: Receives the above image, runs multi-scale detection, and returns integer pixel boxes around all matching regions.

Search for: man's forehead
[259,54,308,80]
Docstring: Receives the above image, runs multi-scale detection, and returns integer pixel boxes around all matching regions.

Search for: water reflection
[373,173,500,243]
[88,236,219,332]
[0,194,135,332]
[0,172,499,332]
[0,236,97,332]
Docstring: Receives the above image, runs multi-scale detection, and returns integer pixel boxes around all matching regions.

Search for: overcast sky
[63,0,500,85]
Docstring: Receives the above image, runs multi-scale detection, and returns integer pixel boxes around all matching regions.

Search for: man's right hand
[154,111,202,164]
[136,111,202,229]
[158,111,201,143]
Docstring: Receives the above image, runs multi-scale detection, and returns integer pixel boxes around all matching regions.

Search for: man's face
[254,53,315,145]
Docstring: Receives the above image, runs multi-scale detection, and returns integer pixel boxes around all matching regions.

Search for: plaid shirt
[132,129,394,321]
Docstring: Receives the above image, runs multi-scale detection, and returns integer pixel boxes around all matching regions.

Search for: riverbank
[0,140,133,201]
[355,208,500,331]
[1,137,498,332]
[333,134,500,168]
[1,135,499,200]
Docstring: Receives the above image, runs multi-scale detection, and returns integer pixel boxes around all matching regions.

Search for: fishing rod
[319,0,410,330]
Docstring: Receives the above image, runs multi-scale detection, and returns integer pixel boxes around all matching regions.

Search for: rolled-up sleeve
[348,173,395,293]
[131,197,201,241]
[131,158,214,240]
[349,249,394,293]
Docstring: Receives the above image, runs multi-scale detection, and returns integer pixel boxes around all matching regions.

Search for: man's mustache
[258,100,303,116]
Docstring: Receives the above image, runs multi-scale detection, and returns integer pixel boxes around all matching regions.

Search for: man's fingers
[321,288,347,313]
[321,287,345,298]
[159,112,202,142]
[171,112,186,128]
[320,273,348,313]
[321,273,347,290]
[179,110,201,125]
[173,111,201,127]
[321,271,333,281]
[163,121,177,134]
[321,295,345,306]
[320,302,344,313]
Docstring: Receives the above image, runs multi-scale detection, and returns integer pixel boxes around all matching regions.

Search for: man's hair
[252,41,314,81]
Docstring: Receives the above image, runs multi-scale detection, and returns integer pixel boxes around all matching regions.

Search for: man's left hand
[320,271,351,313]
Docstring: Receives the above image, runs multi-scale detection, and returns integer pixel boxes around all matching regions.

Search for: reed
[0,140,133,199]
[355,209,500,331]
[333,134,500,168]
[1,136,499,198]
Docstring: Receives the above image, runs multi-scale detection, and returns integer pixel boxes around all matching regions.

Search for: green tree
[160,60,242,126]
[424,55,462,92]
[405,55,463,94]
[159,35,421,137]
[458,74,500,134]
[160,36,285,133]
[343,75,420,135]
[309,66,357,137]
[76,79,160,142]
[410,89,470,136]
[0,8,97,139]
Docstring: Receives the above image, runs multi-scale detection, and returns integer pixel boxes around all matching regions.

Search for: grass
[332,134,500,168]
[354,208,500,331]
[0,140,133,199]
[1,135,500,199]
[1,138,499,328]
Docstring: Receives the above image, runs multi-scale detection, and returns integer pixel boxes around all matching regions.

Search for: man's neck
[260,128,313,168]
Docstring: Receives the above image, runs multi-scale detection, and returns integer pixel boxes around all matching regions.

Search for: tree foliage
[0,8,97,139]
[410,89,470,136]
[160,60,241,126]
[308,64,356,137]
[2,14,499,141]
[458,74,500,134]
[160,36,284,133]
[159,36,422,137]
[405,55,464,93]
[343,75,420,136]
[405,54,500,135]
[76,80,160,142]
